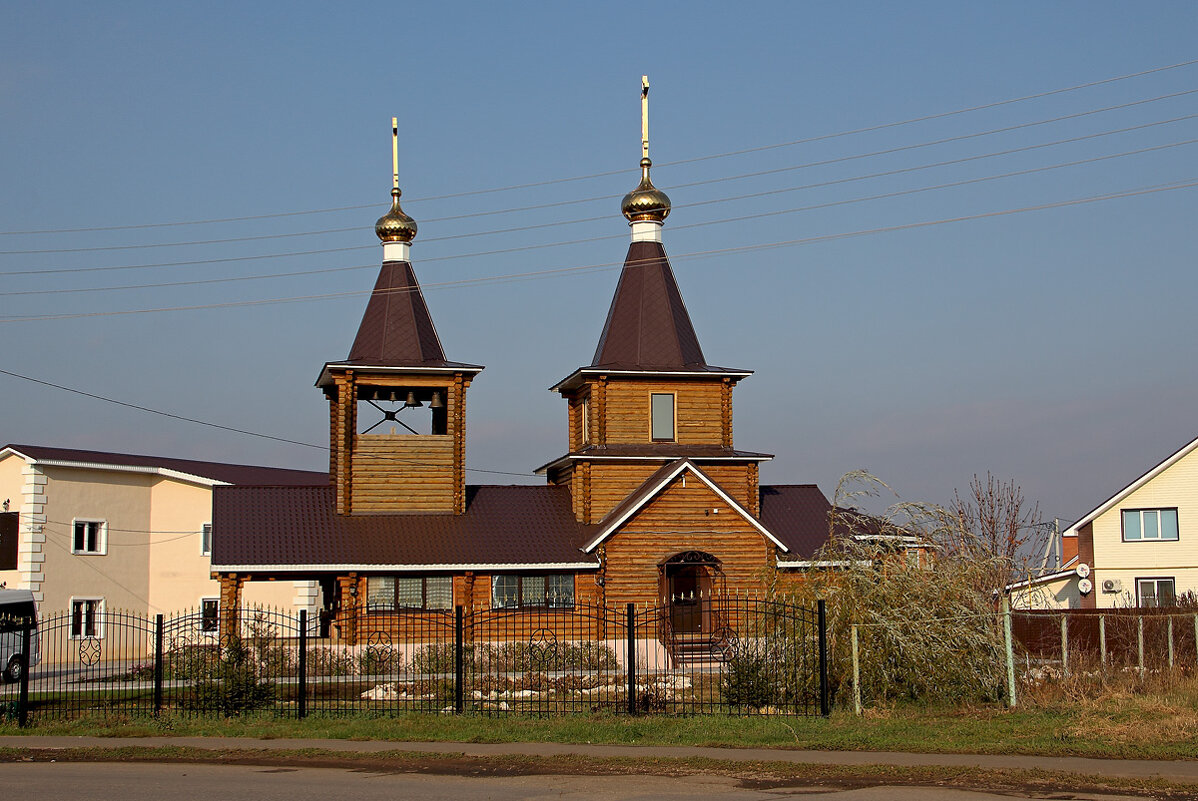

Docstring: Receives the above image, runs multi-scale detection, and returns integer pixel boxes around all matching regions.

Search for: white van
[0,590,39,682]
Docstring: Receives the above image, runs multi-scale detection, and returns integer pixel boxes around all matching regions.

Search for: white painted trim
[211,561,600,573]
[381,241,410,262]
[69,517,108,556]
[19,458,229,488]
[1066,431,1198,536]
[16,461,45,601]
[582,459,787,554]
[776,559,869,569]
[630,220,663,243]
[68,596,105,640]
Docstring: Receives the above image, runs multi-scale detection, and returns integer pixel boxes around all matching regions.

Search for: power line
[3,87,1196,256]
[0,368,536,477]
[2,177,1193,323]
[8,135,1196,299]
[6,112,1197,282]
[2,56,1195,237]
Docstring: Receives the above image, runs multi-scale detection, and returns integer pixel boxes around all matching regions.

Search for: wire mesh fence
[1,596,828,723]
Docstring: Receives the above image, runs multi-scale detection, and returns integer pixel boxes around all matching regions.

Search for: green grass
[0,701,1193,760]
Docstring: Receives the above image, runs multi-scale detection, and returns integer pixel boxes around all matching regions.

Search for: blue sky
[2,1,1196,524]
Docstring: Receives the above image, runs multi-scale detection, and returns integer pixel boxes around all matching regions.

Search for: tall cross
[641,75,650,160]
[391,116,399,190]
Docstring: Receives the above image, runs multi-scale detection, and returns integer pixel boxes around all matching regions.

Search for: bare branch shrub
[776,471,1011,705]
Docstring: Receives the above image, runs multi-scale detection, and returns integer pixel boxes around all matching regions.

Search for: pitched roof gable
[591,241,710,371]
[583,458,786,553]
[1066,431,1198,536]
[348,260,448,367]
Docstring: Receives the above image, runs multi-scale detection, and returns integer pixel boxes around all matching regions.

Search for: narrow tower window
[651,393,675,441]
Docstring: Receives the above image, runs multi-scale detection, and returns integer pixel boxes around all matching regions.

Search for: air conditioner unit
[1101,578,1122,593]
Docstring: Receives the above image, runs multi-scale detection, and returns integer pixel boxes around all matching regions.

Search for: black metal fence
[0,597,829,723]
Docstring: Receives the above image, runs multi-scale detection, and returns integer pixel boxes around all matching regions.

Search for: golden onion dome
[621,157,671,223]
[375,188,417,243]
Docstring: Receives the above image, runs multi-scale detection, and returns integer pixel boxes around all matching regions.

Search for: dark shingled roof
[537,443,773,474]
[3,444,327,486]
[347,260,450,367]
[759,485,835,560]
[211,484,600,570]
[591,241,711,371]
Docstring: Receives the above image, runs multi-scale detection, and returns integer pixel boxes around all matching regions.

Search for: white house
[1015,432,1198,609]
[0,444,327,630]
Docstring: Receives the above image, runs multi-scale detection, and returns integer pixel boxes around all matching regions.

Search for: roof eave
[549,367,754,393]
[316,361,485,388]
[1065,431,1198,536]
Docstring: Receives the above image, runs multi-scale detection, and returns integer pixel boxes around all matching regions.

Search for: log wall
[601,470,772,609]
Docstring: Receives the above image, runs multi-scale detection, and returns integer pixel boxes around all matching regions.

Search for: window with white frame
[201,523,212,557]
[1122,508,1179,542]
[1137,578,1176,607]
[72,519,106,555]
[491,574,575,609]
[650,393,675,442]
[71,598,103,638]
[200,598,219,632]
[365,576,452,612]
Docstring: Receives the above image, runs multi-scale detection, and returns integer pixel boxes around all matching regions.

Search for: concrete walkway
[1,736,1196,783]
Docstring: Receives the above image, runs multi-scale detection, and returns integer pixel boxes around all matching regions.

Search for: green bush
[186,638,276,716]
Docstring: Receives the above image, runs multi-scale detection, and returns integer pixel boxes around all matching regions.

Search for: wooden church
[210,81,834,642]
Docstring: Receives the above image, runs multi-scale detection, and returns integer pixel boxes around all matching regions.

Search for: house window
[650,393,675,441]
[491,574,575,609]
[581,396,590,445]
[1137,578,1176,607]
[200,598,219,632]
[1122,509,1179,542]
[72,520,106,555]
[366,576,452,611]
[71,598,103,639]
[201,523,212,556]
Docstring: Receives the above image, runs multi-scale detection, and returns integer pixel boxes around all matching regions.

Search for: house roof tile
[211,483,600,570]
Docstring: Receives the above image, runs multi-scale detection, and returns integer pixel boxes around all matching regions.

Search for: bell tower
[317,119,482,515]
[542,78,768,524]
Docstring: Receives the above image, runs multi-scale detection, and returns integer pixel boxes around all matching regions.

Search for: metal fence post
[1002,597,1016,708]
[454,606,464,714]
[153,614,164,715]
[626,603,637,715]
[297,609,308,719]
[17,621,30,727]
[817,599,829,717]
[850,624,861,717]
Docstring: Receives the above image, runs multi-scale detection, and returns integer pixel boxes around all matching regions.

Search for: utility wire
[0,368,536,477]
[2,56,1195,237]
[1,177,1194,323]
[8,135,1196,299]
[6,113,1197,280]
[3,88,1195,256]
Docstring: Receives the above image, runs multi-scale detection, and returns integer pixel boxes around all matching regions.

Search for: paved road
[0,762,1146,800]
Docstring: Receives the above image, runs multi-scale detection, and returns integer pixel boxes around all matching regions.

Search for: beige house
[0,445,327,629]
[1012,432,1198,609]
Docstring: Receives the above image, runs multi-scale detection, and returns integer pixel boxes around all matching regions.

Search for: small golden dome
[621,157,671,223]
[375,188,417,243]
